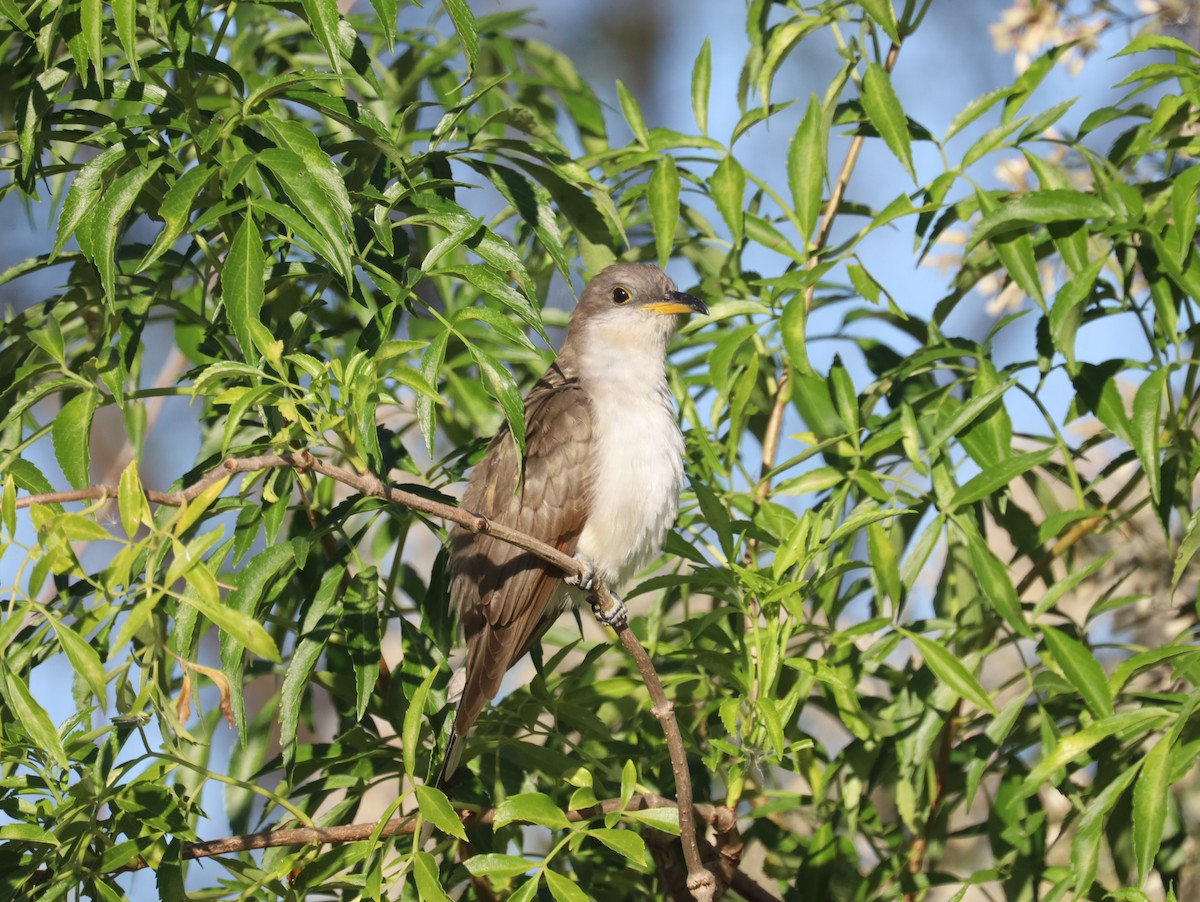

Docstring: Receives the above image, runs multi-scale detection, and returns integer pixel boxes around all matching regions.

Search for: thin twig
[16,451,718,898]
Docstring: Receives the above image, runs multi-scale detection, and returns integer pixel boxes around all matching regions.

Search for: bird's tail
[435,730,463,790]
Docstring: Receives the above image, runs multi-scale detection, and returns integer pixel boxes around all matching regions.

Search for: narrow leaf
[442,0,479,73]
[905,631,997,714]
[52,389,99,490]
[789,93,825,243]
[1042,627,1113,719]
[1132,735,1171,885]
[860,62,914,180]
[223,214,265,363]
[616,80,650,147]
[1,672,67,769]
[1131,368,1167,506]
[691,37,711,134]
[648,156,680,269]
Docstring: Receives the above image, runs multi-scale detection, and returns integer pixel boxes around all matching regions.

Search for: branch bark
[16,451,721,898]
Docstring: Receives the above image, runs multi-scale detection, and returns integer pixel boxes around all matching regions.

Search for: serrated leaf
[966,190,1113,253]
[0,824,59,845]
[52,389,99,490]
[965,529,1032,637]
[789,93,825,244]
[588,827,648,866]
[415,784,468,841]
[648,156,680,269]
[117,460,147,538]
[53,145,127,260]
[867,521,901,609]
[904,631,997,714]
[80,0,103,82]
[859,0,900,43]
[47,616,106,707]
[493,792,570,830]
[280,565,343,764]
[1042,626,1113,719]
[691,37,711,134]
[469,347,526,459]
[861,62,914,180]
[1133,734,1171,885]
[464,853,535,879]
[442,0,479,73]
[257,149,351,280]
[709,154,745,248]
[544,869,589,902]
[622,806,680,835]
[1131,368,1167,506]
[300,0,342,71]
[950,446,1055,508]
[181,566,280,663]
[89,160,163,302]
[223,214,265,363]
[402,664,439,780]
[1,671,67,769]
[412,850,452,902]
[616,80,649,147]
[112,0,138,75]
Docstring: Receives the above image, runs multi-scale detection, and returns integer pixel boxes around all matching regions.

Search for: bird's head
[564,262,708,357]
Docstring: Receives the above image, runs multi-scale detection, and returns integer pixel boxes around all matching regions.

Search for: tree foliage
[1,0,1199,899]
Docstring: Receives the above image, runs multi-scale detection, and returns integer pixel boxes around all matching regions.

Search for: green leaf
[950,446,1055,508]
[53,146,127,260]
[709,154,745,248]
[464,854,535,879]
[691,37,711,134]
[927,378,1016,454]
[1133,733,1172,884]
[903,631,997,714]
[182,565,280,663]
[588,827,649,867]
[52,388,99,490]
[117,459,147,538]
[412,851,452,902]
[1020,709,1171,799]
[257,149,352,281]
[1,671,67,769]
[442,0,479,73]
[544,869,589,902]
[300,0,343,71]
[493,792,571,830]
[964,529,1032,638]
[1049,257,1104,372]
[867,521,901,609]
[1041,627,1113,719]
[402,665,439,780]
[223,214,265,363]
[859,0,900,43]
[112,0,139,75]
[1131,368,1167,507]
[280,565,343,764]
[89,160,163,302]
[781,296,810,374]
[47,616,106,707]
[415,784,468,841]
[789,94,826,245]
[80,0,103,82]
[616,80,650,147]
[469,347,526,459]
[622,806,680,835]
[2,475,14,536]
[860,62,914,180]
[1173,509,1200,591]
[966,190,1113,253]
[0,824,59,845]
[648,156,680,269]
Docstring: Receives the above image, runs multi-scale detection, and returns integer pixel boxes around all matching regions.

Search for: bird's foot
[566,554,598,592]
[589,591,628,630]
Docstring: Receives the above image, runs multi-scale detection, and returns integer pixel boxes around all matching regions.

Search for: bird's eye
[611,286,631,304]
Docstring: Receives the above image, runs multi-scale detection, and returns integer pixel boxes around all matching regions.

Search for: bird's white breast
[575,359,684,589]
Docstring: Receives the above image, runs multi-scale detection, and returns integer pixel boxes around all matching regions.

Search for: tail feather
[435,730,464,790]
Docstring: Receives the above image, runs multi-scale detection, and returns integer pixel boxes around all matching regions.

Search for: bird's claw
[589,592,628,630]
[566,554,597,592]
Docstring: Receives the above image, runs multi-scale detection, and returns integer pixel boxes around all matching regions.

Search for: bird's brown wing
[447,362,595,736]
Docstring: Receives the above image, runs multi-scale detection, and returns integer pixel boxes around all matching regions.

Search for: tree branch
[16,450,720,898]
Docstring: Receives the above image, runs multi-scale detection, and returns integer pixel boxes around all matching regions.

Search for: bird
[436,261,707,788]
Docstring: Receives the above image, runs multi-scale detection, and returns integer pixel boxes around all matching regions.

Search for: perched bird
[437,261,707,788]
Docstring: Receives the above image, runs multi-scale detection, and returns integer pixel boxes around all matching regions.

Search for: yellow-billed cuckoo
[437,262,707,787]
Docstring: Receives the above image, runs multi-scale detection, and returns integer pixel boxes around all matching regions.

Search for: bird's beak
[644,291,709,317]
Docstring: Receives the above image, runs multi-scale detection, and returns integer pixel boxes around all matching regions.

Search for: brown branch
[96,793,779,902]
[16,451,720,898]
